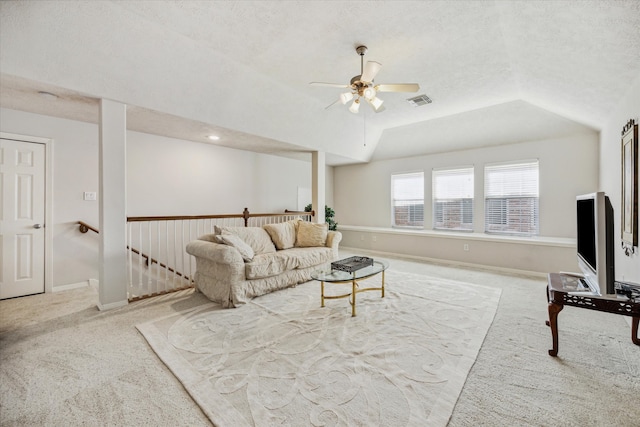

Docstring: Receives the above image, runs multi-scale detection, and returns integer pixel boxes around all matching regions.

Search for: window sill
[338,225,575,248]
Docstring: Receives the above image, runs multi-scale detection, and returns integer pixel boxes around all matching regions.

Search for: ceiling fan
[310,45,420,114]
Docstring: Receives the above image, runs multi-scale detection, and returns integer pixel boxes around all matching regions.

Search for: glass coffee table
[311,259,389,317]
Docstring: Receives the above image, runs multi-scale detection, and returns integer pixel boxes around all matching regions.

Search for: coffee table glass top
[311,259,389,282]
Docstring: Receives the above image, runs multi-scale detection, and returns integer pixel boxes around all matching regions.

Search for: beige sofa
[186,219,342,307]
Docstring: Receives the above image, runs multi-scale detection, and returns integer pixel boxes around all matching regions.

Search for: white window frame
[484,160,539,236]
[432,166,474,232]
[391,171,424,228]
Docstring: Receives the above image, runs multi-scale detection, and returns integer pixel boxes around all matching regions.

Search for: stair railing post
[243,207,250,227]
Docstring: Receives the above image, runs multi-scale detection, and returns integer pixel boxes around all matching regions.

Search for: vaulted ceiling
[1,1,639,165]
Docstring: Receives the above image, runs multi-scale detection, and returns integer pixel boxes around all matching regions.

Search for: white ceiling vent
[407,94,432,107]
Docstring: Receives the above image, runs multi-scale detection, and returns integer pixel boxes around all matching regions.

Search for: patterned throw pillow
[216,233,255,262]
[295,221,328,247]
[214,226,276,255]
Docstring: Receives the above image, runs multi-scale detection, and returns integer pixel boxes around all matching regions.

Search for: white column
[312,151,325,224]
[97,99,128,310]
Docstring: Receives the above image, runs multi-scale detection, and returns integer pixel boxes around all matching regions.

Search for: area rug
[137,270,502,426]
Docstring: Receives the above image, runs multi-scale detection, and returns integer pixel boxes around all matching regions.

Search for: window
[484,160,539,236]
[432,167,474,231]
[391,172,424,227]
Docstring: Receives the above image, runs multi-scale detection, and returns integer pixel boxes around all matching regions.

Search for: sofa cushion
[245,247,335,279]
[263,219,300,250]
[215,226,276,255]
[216,233,254,262]
[245,252,293,279]
[295,221,328,247]
[285,247,335,269]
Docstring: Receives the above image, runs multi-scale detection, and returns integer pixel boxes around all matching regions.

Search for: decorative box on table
[331,256,374,273]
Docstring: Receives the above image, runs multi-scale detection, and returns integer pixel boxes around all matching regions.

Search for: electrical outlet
[360,235,364,241]
[463,244,469,251]
[372,236,377,242]
[83,191,97,201]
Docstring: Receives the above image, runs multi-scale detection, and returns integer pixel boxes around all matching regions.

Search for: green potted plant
[304,204,338,231]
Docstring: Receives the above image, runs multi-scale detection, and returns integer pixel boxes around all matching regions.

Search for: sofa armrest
[326,230,342,258]
[186,239,247,307]
[186,239,244,265]
[185,239,245,284]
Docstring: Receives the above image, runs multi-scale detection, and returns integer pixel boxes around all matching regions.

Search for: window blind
[484,160,539,236]
[391,172,424,227]
[432,167,474,231]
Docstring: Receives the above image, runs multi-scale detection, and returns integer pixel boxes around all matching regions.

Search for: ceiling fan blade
[310,82,350,88]
[360,61,382,83]
[324,98,341,110]
[375,83,420,92]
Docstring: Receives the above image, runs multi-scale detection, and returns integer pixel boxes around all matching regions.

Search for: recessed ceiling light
[207,135,220,141]
[38,91,58,100]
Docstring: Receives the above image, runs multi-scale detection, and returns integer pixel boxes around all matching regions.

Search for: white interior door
[0,138,46,299]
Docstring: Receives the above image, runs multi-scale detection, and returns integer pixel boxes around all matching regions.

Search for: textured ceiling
[1,1,639,165]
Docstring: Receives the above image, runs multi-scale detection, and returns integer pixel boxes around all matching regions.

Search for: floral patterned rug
[137,270,501,426]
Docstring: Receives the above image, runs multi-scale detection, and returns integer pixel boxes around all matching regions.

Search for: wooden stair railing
[78,221,99,234]
[78,220,193,301]
[78,220,188,276]
[78,208,314,302]
[126,208,314,225]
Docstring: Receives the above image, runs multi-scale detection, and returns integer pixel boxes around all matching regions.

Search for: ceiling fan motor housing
[355,45,368,56]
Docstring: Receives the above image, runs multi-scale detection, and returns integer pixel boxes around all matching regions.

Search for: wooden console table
[546,273,639,357]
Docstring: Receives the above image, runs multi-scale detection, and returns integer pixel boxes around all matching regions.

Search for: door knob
[33,224,43,229]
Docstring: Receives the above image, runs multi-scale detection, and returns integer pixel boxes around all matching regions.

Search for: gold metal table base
[320,270,385,317]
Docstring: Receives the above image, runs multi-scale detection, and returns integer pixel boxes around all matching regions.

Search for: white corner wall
[599,76,640,284]
[333,132,599,273]
[0,108,329,288]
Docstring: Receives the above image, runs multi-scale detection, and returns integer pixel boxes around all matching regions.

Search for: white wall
[1,108,328,288]
[599,76,640,284]
[333,132,599,273]
[334,133,599,237]
[1,108,100,288]
[127,131,315,216]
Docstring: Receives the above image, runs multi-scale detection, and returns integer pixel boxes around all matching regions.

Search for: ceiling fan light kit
[349,98,360,113]
[340,92,354,104]
[310,45,420,114]
[369,96,384,110]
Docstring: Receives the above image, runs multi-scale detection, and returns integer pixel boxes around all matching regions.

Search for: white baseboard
[97,299,128,311]
[53,279,100,293]
[53,280,90,292]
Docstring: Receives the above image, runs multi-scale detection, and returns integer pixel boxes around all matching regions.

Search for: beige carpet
[137,270,501,426]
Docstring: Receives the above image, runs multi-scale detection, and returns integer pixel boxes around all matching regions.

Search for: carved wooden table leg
[632,317,639,346]
[547,301,564,357]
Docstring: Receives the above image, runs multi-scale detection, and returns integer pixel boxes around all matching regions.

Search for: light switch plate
[83,191,97,201]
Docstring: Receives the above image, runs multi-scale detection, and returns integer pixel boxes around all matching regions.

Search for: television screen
[576,198,597,271]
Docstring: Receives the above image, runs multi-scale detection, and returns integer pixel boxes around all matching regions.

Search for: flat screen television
[576,192,614,295]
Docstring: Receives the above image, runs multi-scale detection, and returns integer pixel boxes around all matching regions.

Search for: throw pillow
[217,233,255,262]
[295,221,328,247]
[263,219,300,250]
[215,226,276,255]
